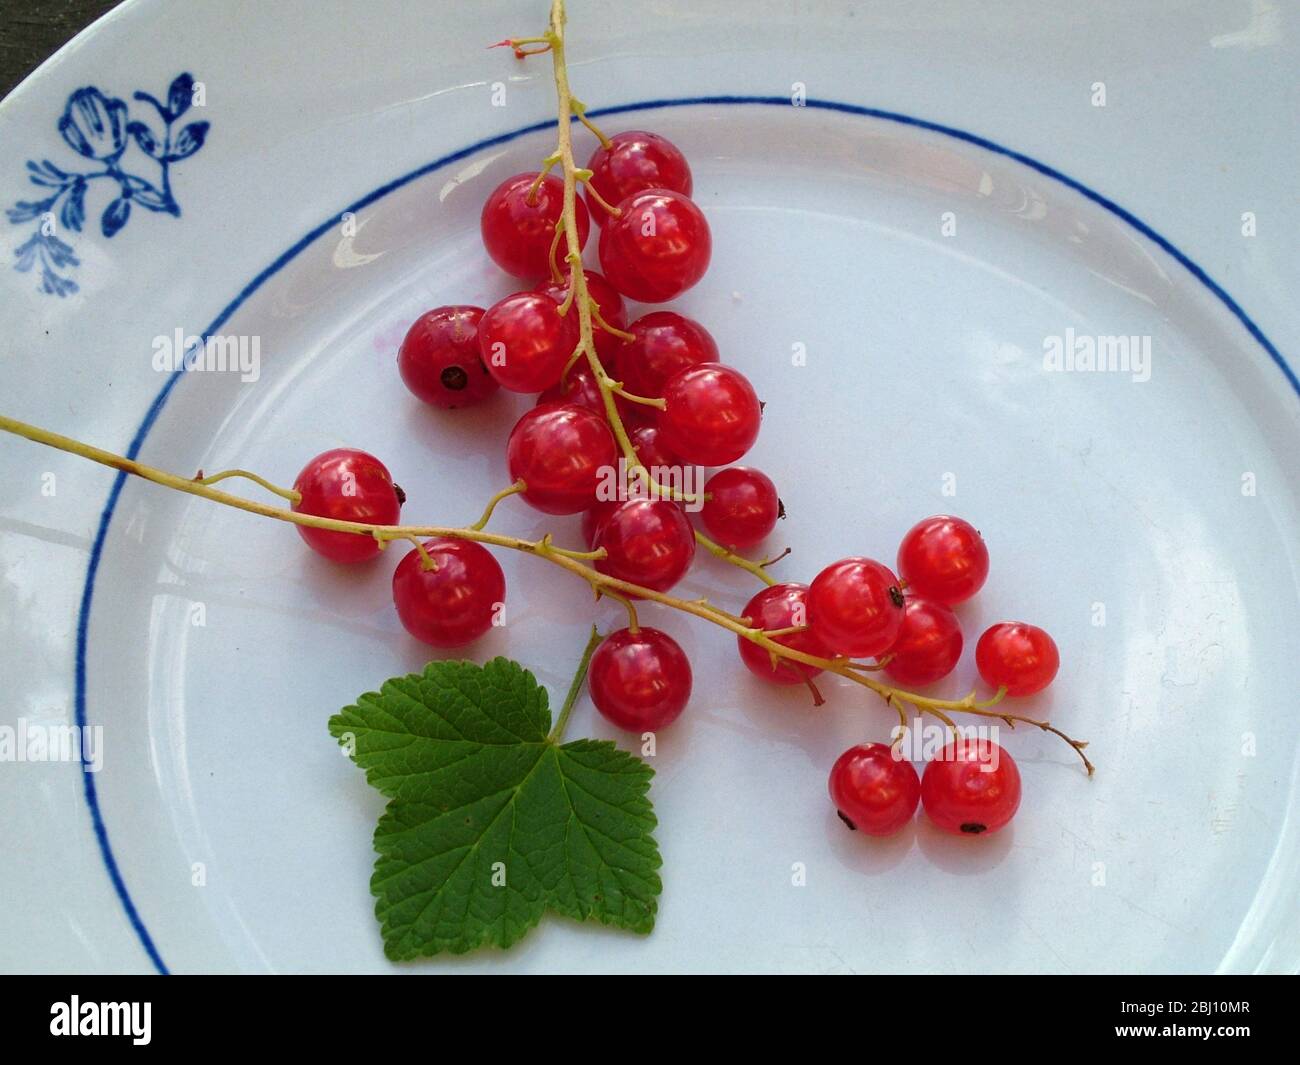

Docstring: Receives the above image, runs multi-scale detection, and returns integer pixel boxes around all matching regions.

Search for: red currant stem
[918,700,958,732]
[547,624,604,743]
[539,5,621,453]
[986,698,1095,775]
[580,178,622,218]
[559,344,584,383]
[597,588,639,633]
[528,153,561,202]
[548,226,567,285]
[531,532,607,562]
[605,383,666,410]
[406,536,437,571]
[802,675,826,707]
[537,7,717,520]
[886,698,909,741]
[843,654,892,672]
[468,479,527,531]
[588,300,633,341]
[192,467,301,505]
[866,682,1005,719]
[694,530,777,586]
[495,35,551,50]
[758,546,792,569]
[687,597,752,626]
[761,624,807,639]
[570,97,612,150]
[3,406,1092,768]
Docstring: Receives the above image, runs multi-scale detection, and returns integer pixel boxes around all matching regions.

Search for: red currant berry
[535,270,627,361]
[594,498,695,594]
[588,626,692,731]
[921,738,1021,835]
[975,622,1059,696]
[392,538,505,648]
[883,599,964,686]
[736,582,831,685]
[598,189,711,303]
[292,449,403,564]
[397,305,497,409]
[479,292,578,393]
[807,558,906,658]
[536,364,604,414]
[585,130,693,225]
[700,467,781,549]
[616,311,719,401]
[506,404,616,515]
[896,515,990,606]
[659,363,762,466]
[581,498,617,549]
[829,743,921,836]
[480,172,589,279]
[628,423,680,469]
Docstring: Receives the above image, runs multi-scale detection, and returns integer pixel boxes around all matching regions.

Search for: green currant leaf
[329,657,662,960]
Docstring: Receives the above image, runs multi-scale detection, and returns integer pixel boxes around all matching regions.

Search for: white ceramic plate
[2,0,1297,974]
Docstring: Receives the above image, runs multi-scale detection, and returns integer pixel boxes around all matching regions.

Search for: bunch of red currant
[284,122,1068,841]
[814,516,1060,837]
[294,129,774,723]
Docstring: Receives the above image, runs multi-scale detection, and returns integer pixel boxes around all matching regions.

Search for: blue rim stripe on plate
[74,95,1298,975]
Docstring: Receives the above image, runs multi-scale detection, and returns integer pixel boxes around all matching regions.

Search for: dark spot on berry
[777,498,787,520]
[888,585,905,609]
[836,810,857,831]
[392,483,407,506]
[960,822,987,834]
[441,365,470,391]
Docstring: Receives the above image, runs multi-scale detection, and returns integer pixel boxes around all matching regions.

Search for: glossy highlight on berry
[700,466,780,550]
[480,172,589,278]
[975,622,1059,696]
[397,305,497,409]
[659,363,762,467]
[536,364,604,414]
[594,498,695,594]
[921,739,1021,835]
[807,557,905,658]
[598,189,711,303]
[615,311,719,401]
[897,515,989,606]
[292,449,403,564]
[506,403,617,515]
[829,743,921,836]
[479,291,578,393]
[588,626,692,732]
[585,130,693,223]
[392,538,505,648]
[883,599,963,686]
